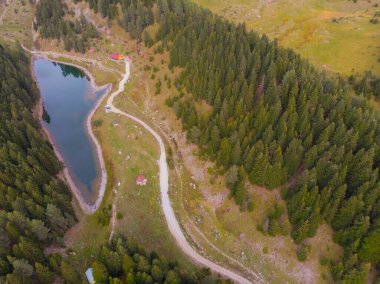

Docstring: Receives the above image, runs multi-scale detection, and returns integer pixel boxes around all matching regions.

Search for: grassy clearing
[192,0,380,76]
[0,0,34,47]
[65,108,195,273]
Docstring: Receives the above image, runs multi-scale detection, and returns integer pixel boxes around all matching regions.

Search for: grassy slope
[0,0,34,47]
[192,0,380,76]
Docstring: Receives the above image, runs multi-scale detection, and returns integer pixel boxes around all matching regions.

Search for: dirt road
[107,61,254,284]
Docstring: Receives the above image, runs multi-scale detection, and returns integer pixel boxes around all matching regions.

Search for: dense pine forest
[35,0,98,53]
[79,0,380,282]
[89,236,226,283]
[161,3,380,281]
[0,45,77,283]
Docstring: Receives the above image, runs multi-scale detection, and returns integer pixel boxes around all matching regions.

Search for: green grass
[0,0,34,47]
[64,81,196,275]
[192,0,380,76]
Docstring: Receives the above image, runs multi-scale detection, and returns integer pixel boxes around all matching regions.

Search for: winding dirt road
[107,61,253,284]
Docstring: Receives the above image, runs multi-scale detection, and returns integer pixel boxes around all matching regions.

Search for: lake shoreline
[32,55,112,214]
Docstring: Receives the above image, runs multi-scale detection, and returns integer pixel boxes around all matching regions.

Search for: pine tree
[93,261,109,284]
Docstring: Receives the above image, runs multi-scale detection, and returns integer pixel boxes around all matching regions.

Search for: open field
[65,108,196,272]
[192,0,380,76]
[0,0,34,47]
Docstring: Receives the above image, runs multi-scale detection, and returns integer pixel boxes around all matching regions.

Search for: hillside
[80,0,380,282]
[1,0,378,283]
[192,0,380,77]
[0,44,77,283]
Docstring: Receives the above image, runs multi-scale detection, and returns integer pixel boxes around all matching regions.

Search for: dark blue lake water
[33,58,105,203]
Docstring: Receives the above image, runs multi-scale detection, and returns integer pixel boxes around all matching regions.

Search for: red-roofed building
[110,53,124,61]
[136,174,148,186]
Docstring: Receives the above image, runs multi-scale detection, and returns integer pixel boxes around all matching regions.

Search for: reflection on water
[55,62,86,79]
[34,58,106,203]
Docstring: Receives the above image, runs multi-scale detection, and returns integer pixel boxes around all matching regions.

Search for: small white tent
[85,268,95,284]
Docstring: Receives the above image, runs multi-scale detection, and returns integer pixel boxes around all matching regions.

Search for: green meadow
[193,0,380,76]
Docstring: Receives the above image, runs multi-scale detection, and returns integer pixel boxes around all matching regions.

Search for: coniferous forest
[89,236,226,284]
[0,42,223,283]
[80,0,380,282]
[0,45,77,283]
[35,0,98,53]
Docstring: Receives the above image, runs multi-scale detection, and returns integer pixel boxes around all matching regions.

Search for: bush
[320,255,329,266]
[297,244,310,262]
[155,80,162,95]
[247,201,254,212]
[280,188,289,200]
[154,45,164,54]
[263,247,269,254]
[116,212,123,220]
[97,206,112,226]
[256,224,264,233]
[93,119,103,127]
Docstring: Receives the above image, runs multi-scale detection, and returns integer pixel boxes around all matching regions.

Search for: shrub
[93,119,103,127]
[320,255,329,266]
[116,212,123,220]
[297,244,310,262]
[247,201,254,212]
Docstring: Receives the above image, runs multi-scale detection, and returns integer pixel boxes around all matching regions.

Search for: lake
[33,58,106,204]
